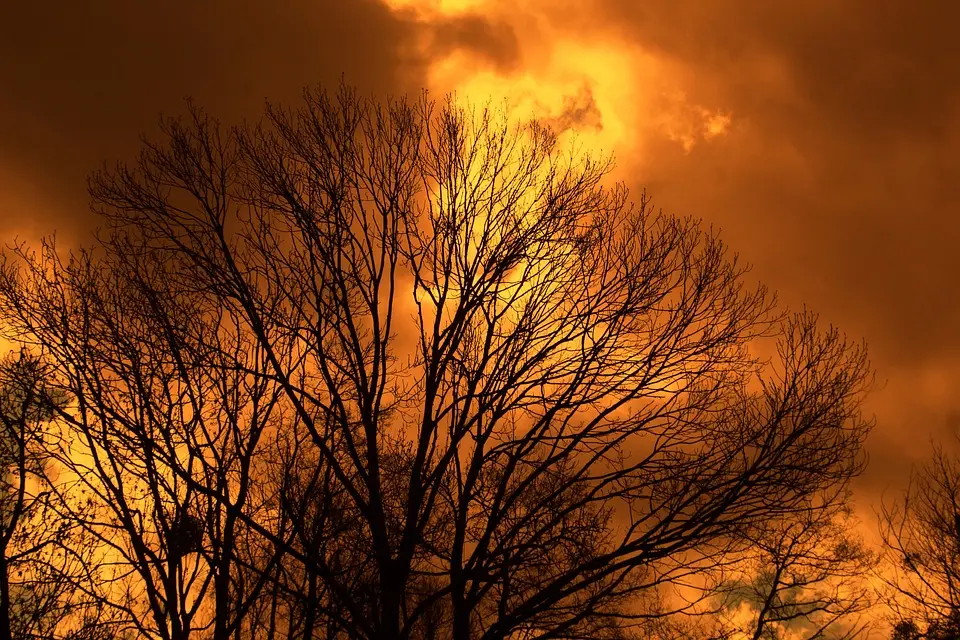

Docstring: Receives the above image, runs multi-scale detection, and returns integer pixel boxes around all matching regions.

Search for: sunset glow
[2,1,959,637]
[388,0,735,164]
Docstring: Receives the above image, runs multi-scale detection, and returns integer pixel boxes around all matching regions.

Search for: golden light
[385,0,735,170]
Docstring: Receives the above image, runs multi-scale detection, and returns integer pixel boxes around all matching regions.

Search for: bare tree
[879,442,960,638]
[0,351,111,639]
[0,235,289,639]
[715,491,874,640]
[0,351,56,640]
[0,84,873,640]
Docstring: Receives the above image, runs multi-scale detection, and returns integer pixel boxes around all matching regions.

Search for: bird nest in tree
[167,514,203,557]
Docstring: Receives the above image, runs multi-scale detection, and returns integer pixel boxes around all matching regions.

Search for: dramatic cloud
[3,0,958,512]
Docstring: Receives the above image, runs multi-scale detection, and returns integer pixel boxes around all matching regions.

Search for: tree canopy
[0,85,873,640]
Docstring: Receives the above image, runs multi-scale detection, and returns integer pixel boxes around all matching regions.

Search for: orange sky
[2,0,960,576]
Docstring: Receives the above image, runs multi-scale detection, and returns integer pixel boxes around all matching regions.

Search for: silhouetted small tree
[0,352,110,639]
[880,442,960,639]
[716,493,874,640]
[0,253,285,639]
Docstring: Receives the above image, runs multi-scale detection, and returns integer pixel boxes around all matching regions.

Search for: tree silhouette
[0,248,287,639]
[0,84,873,640]
[0,352,110,639]
[880,442,960,639]
[716,493,874,640]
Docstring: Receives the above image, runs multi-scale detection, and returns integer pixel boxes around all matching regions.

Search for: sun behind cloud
[386,0,734,168]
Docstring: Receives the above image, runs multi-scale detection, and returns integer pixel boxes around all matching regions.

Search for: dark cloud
[541,84,603,134]
[0,0,427,238]
[426,13,520,73]
[570,0,960,492]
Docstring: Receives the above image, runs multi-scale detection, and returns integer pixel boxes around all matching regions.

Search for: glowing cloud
[386,0,734,164]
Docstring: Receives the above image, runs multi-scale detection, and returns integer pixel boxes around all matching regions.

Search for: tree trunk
[380,565,403,640]
[452,606,471,640]
[214,565,231,640]
[0,552,12,640]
